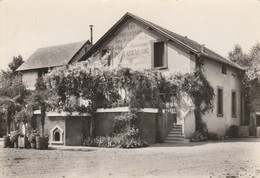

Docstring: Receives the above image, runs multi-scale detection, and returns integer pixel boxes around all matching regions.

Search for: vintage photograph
[0,0,260,177]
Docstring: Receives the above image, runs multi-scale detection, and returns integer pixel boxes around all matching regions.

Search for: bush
[190,131,208,142]
[227,125,239,138]
[190,131,219,142]
[207,132,218,141]
[83,135,148,148]
[28,130,39,143]
[113,112,137,133]
[10,130,20,142]
[83,112,148,149]
[249,125,256,137]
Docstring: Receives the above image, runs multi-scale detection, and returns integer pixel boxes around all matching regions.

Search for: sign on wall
[107,22,153,69]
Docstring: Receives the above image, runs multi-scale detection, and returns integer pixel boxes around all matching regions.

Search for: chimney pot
[89,25,93,45]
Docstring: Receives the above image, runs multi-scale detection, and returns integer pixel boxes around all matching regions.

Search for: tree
[8,55,24,74]
[27,77,49,137]
[0,55,27,135]
[228,43,260,123]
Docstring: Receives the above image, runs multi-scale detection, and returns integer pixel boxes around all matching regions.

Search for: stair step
[168,133,184,136]
[165,137,185,140]
[171,130,182,132]
[172,129,182,131]
[164,139,190,144]
[172,126,182,129]
[166,135,184,139]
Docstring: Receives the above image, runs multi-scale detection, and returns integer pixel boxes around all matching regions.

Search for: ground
[0,138,260,178]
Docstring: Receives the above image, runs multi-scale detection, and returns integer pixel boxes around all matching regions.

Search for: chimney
[89,25,93,45]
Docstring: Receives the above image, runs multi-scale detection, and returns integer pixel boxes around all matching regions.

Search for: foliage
[26,77,53,137]
[84,112,147,148]
[84,135,148,149]
[14,108,33,124]
[190,131,218,142]
[28,130,39,143]
[169,65,215,133]
[228,43,260,118]
[190,131,208,142]
[113,112,137,133]
[8,55,24,74]
[207,132,219,141]
[0,55,29,135]
[226,125,239,138]
[10,130,20,142]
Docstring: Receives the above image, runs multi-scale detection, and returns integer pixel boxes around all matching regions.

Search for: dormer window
[152,41,167,69]
[222,64,227,75]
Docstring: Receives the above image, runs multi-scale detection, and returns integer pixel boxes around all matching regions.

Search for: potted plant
[18,133,29,148]
[10,130,20,148]
[28,131,39,149]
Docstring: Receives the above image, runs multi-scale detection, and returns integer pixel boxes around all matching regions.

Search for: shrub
[83,135,148,148]
[113,112,137,133]
[83,112,148,149]
[207,132,218,141]
[10,130,20,142]
[28,130,39,143]
[249,125,256,137]
[227,125,239,138]
[190,131,208,142]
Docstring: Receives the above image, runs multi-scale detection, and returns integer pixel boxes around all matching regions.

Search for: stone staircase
[164,124,190,144]
[239,126,250,137]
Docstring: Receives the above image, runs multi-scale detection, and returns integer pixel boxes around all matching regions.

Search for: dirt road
[0,138,260,178]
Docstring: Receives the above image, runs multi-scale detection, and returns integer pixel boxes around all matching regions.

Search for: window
[54,132,60,141]
[222,64,227,75]
[38,68,48,78]
[153,41,167,68]
[101,49,112,66]
[217,87,223,116]
[232,91,237,117]
[50,125,64,144]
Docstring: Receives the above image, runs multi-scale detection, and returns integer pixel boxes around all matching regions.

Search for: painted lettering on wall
[108,22,151,67]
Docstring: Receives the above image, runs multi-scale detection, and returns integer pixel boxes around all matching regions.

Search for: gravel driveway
[0,138,260,178]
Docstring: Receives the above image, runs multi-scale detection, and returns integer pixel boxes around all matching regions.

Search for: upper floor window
[222,64,227,75]
[153,41,167,69]
[37,68,48,78]
[217,87,223,116]
[231,91,237,117]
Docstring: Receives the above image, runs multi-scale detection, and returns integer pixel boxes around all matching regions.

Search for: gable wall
[92,19,194,75]
[22,70,38,90]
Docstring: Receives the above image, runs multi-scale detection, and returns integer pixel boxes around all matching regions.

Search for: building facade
[77,12,245,137]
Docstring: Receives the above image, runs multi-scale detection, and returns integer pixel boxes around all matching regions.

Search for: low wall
[33,108,176,145]
[95,108,175,143]
[35,115,66,145]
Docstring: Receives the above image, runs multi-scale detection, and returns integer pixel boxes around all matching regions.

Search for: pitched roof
[17,41,88,71]
[78,12,245,71]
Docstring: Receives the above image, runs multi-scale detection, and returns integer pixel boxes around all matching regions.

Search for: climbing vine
[44,57,214,136]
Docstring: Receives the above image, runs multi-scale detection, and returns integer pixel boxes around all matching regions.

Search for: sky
[0,0,260,70]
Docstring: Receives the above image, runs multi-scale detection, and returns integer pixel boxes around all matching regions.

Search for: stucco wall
[202,58,242,136]
[183,109,196,138]
[93,19,192,75]
[94,111,174,143]
[35,115,66,145]
[22,70,38,90]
